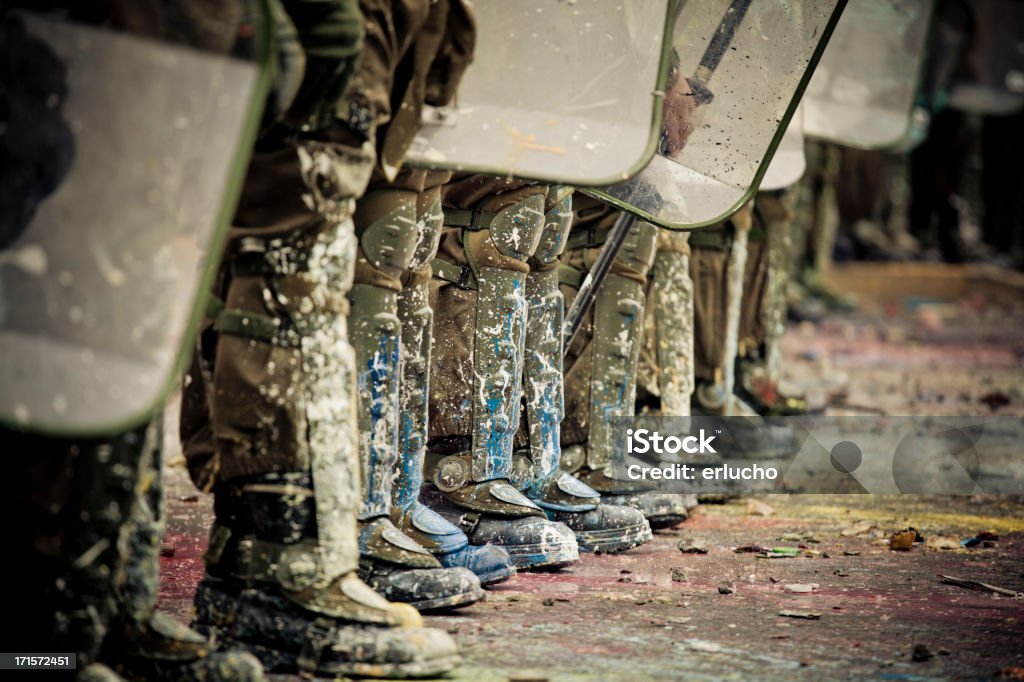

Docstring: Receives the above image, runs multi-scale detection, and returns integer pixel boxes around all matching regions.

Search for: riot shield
[0,7,270,434]
[948,0,1024,115]
[404,0,675,186]
[761,107,806,192]
[803,0,935,149]
[584,0,846,230]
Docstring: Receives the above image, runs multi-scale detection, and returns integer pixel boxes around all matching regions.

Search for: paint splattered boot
[192,474,460,678]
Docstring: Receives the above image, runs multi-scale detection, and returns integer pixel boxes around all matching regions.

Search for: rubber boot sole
[476,565,516,585]
[575,519,653,553]
[503,538,580,570]
[412,584,486,613]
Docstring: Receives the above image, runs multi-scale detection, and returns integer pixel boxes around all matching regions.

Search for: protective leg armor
[650,232,696,417]
[515,187,651,552]
[350,188,485,610]
[391,187,515,584]
[425,190,580,569]
[560,216,694,529]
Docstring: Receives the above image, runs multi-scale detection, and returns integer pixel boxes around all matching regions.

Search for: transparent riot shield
[761,107,806,192]
[803,0,935,149]
[404,0,675,186]
[948,0,1024,115]
[583,0,846,230]
[0,7,270,434]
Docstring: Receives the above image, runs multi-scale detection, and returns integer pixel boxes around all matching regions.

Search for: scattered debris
[889,529,919,551]
[842,550,861,556]
[746,500,775,516]
[979,390,1011,411]
[756,547,801,559]
[678,539,709,554]
[670,567,687,583]
[911,644,934,662]
[159,543,175,558]
[718,583,734,595]
[939,575,1024,598]
[841,521,876,537]
[778,611,821,620]
[735,544,771,554]
[779,533,820,544]
[962,531,1000,548]
[686,639,725,653]
[924,536,960,551]
[784,583,818,594]
[178,494,199,503]
[833,569,850,577]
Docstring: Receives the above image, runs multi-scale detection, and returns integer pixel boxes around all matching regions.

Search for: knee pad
[354,190,420,289]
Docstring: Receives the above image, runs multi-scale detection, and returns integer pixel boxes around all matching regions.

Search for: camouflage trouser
[181,0,475,488]
[680,208,765,386]
[2,415,163,668]
[179,140,370,487]
[635,230,694,416]
[789,140,841,277]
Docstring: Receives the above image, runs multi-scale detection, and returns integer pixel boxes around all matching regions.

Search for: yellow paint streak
[795,505,1024,535]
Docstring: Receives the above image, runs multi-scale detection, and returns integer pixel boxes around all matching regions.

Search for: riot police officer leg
[390,179,516,584]
[426,182,579,570]
[515,186,652,553]
[350,179,484,610]
[189,142,460,678]
[560,204,692,529]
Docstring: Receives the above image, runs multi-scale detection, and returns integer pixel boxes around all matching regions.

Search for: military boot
[426,187,579,569]
[515,187,651,552]
[351,188,485,609]
[391,183,515,584]
[561,208,695,529]
[192,474,460,678]
[96,415,265,682]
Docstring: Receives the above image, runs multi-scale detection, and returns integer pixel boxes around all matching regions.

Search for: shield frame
[802,0,938,151]
[0,3,275,436]
[578,0,848,232]
[403,0,680,188]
